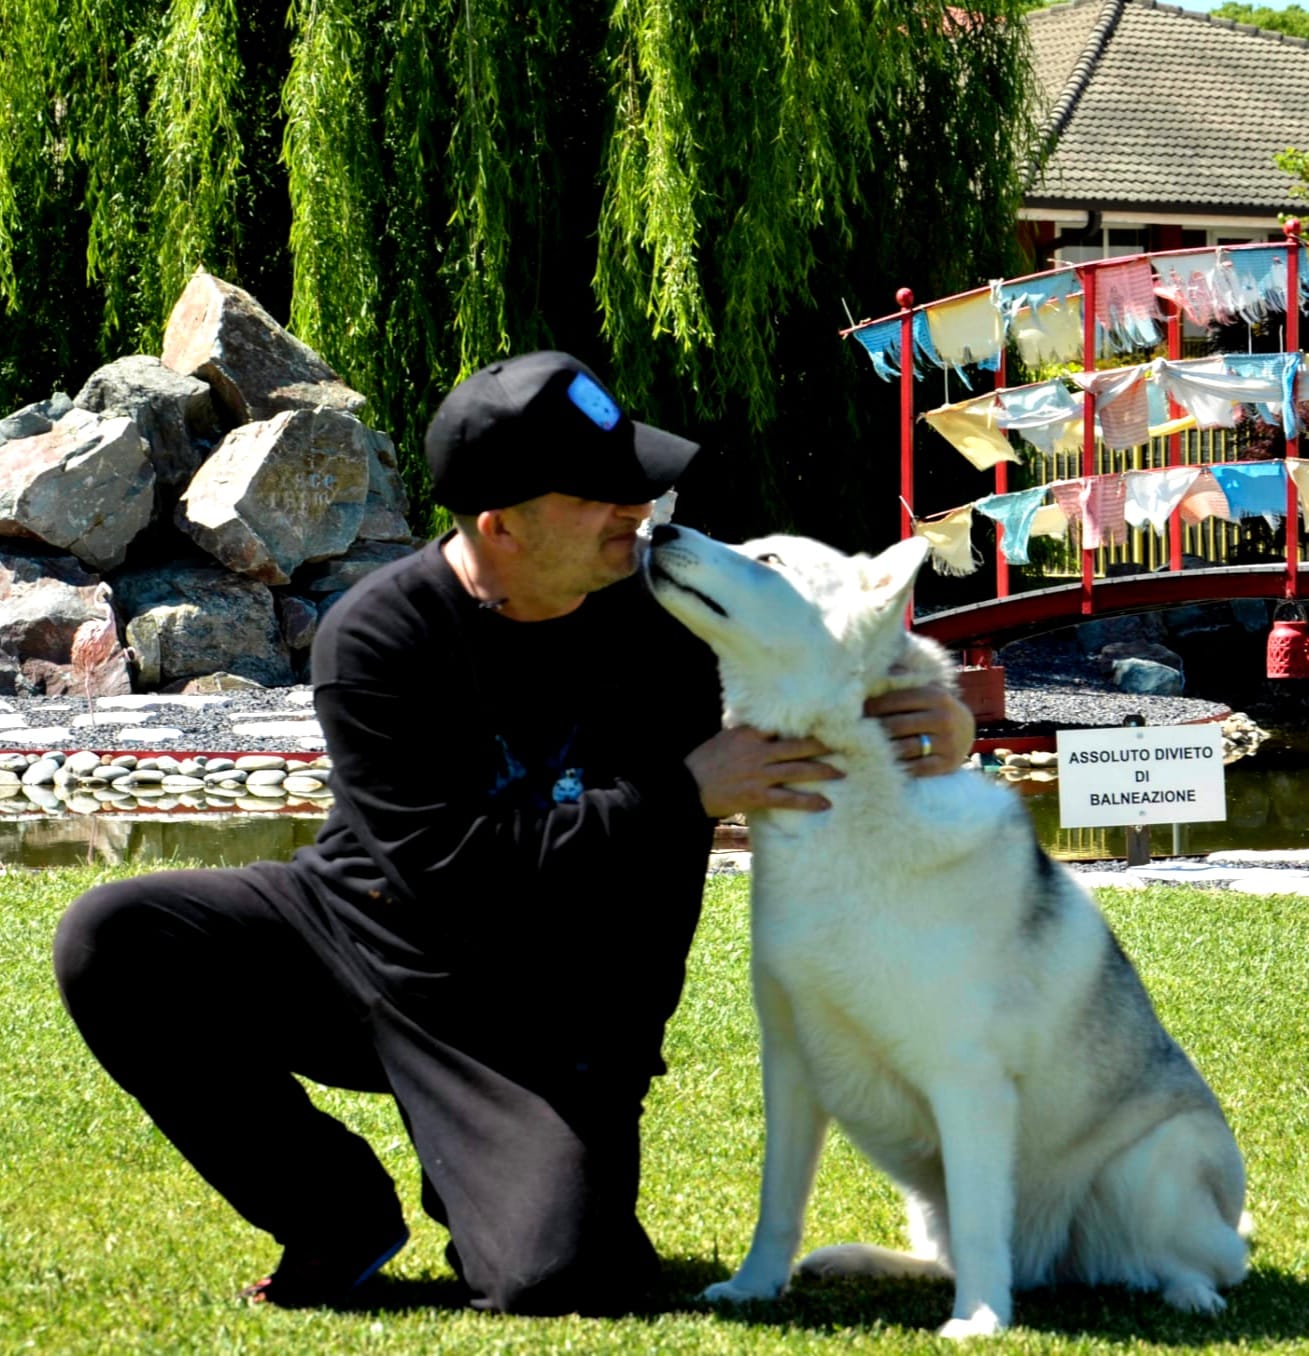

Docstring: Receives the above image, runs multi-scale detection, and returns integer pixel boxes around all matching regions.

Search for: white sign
[1056,725,1226,829]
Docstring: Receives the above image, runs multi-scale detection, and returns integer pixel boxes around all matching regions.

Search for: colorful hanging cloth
[1088,258,1161,351]
[974,486,1049,565]
[1178,468,1232,525]
[921,396,1020,470]
[1153,357,1239,428]
[1010,295,1085,368]
[851,310,942,381]
[1209,461,1288,526]
[1217,245,1290,321]
[1223,352,1303,437]
[991,268,1081,328]
[1048,477,1127,548]
[915,506,979,576]
[924,293,1004,374]
[1123,466,1202,534]
[1083,476,1128,548]
[1286,458,1309,531]
[1152,250,1222,327]
[1030,502,1069,541]
[996,380,1084,456]
[1070,365,1150,449]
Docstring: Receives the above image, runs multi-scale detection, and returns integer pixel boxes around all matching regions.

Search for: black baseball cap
[424,351,700,513]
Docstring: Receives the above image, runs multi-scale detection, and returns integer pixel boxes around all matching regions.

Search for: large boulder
[161,270,365,425]
[0,408,154,570]
[74,354,223,495]
[175,407,371,585]
[0,548,132,697]
[1110,657,1185,696]
[357,428,412,542]
[117,563,295,688]
[294,539,414,595]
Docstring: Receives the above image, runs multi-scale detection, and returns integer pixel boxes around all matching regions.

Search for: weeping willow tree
[0,0,1035,543]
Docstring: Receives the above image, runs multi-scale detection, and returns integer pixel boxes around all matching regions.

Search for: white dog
[646,526,1248,1339]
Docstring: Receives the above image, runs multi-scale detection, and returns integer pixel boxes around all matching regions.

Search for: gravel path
[0,636,1229,756]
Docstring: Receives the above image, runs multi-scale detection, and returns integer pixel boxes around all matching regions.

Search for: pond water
[4,734,1309,868]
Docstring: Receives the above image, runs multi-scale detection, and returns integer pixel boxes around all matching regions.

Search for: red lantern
[1267,602,1309,679]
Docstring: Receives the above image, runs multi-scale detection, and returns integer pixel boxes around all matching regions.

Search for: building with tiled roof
[1022,0,1309,265]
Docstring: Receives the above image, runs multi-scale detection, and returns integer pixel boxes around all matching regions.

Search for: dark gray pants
[52,866,660,1314]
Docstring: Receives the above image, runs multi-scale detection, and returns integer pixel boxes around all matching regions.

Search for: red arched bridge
[842,230,1309,669]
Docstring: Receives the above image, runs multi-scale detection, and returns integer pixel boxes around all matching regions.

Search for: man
[54,351,973,1316]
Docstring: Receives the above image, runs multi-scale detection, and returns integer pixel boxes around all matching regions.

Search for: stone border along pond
[0,750,333,817]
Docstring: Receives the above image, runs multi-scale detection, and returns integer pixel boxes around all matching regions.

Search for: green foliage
[1212,2,1309,39]
[1275,146,1309,205]
[2,864,1307,1349]
[0,0,1036,543]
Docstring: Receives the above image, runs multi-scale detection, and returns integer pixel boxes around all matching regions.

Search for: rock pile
[0,270,417,700]
[0,749,334,816]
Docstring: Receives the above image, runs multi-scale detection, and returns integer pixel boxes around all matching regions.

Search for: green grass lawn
[2,863,1307,1353]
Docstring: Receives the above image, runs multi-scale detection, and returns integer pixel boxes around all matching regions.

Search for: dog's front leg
[928,1070,1018,1339]
[703,974,828,1303]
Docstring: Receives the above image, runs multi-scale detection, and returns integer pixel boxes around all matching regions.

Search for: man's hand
[864,684,974,778]
[685,726,844,820]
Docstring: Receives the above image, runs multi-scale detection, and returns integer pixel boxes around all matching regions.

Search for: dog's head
[645,525,932,732]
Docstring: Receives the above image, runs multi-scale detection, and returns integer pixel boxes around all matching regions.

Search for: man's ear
[476,508,520,554]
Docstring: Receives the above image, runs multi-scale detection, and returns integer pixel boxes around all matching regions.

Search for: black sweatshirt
[288,537,723,1083]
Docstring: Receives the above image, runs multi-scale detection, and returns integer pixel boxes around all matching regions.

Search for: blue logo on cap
[567,372,622,431]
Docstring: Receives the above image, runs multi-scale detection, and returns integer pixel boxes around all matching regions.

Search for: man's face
[508,493,654,598]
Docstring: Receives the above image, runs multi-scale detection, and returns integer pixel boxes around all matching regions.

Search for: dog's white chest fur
[647,526,1247,1339]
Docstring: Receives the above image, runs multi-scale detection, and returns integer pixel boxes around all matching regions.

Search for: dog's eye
[755,552,784,566]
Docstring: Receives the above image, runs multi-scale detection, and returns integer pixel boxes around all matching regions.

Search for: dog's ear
[857,537,930,604]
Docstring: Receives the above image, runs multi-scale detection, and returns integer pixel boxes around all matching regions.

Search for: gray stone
[0,553,132,699]
[243,782,288,798]
[116,564,295,688]
[235,755,287,771]
[1110,657,1185,696]
[246,768,287,786]
[176,672,266,694]
[161,270,365,425]
[160,775,205,791]
[74,354,222,494]
[0,393,73,441]
[176,407,370,584]
[0,407,154,570]
[356,428,413,542]
[283,773,328,795]
[202,758,237,775]
[1096,641,1184,674]
[276,594,319,652]
[21,758,59,786]
[296,540,414,595]
[66,750,103,776]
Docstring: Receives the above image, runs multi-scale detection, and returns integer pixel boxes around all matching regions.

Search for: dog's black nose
[650,523,679,546]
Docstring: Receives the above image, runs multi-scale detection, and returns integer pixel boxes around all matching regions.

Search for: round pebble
[236,755,288,772]
[160,775,206,792]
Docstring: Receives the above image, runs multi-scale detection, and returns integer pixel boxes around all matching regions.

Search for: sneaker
[240,1223,410,1307]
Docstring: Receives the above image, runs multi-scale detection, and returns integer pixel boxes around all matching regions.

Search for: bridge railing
[842,231,1306,628]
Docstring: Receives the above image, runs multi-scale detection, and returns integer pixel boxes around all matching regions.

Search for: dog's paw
[702,1277,786,1304]
[1162,1279,1226,1315]
[937,1304,1004,1340]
